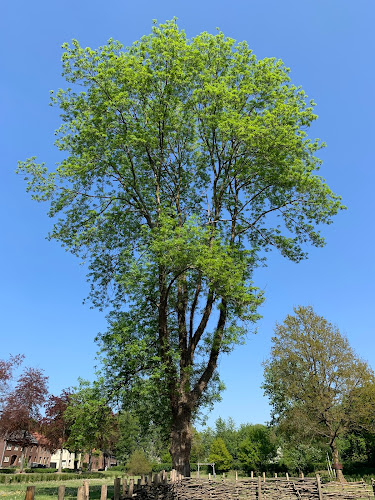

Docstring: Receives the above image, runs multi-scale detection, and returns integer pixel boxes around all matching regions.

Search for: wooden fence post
[258,476,262,500]
[77,486,85,500]
[100,484,107,500]
[83,480,89,500]
[24,486,35,500]
[114,477,121,500]
[58,485,65,500]
[235,471,238,481]
[122,477,127,497]
[286,473,289,481]
[274,473,277,478]
[251,471,254,479]
[263,472,266,482]
[153,473,160,484]
[316,473,323,500]
[128,478,134,497]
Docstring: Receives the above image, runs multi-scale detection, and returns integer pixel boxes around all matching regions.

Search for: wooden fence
[23,471,375,500]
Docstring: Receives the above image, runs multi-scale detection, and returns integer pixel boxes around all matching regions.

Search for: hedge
[0,471,105,484]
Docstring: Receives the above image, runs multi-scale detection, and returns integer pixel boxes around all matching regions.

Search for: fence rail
[22,470,375,500]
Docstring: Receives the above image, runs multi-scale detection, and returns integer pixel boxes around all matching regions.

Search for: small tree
[208,437,233,472]
[0,366,48,471]
[237,424,276,473]
[114,411,141,464]
[64,381,117,470]
[41,390,71,472]
[277,440,325,474]
[126,449,152,475]
[263,306,375,481]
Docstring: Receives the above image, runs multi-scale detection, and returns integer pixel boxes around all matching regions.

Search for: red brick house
[0,433,51,468]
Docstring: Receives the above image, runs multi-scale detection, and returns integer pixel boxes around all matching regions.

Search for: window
[3,456,9,463]
[14,446,18,451]
[6,445,11,451]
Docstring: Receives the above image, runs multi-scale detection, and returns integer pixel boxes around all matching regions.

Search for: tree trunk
[169,403,192,477]
[330,439,345,483]
[19,446,27,473]
[58,448,63,473]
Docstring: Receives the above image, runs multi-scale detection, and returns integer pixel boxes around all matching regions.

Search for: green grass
[0,477,119,499]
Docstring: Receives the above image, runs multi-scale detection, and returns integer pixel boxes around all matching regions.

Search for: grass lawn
[0,477,118,499]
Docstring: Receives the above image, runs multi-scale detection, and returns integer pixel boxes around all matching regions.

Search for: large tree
[18,20,343,475]
[0,365,48,471]
[263,306,375,481]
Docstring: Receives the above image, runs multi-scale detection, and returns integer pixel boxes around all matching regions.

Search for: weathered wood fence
[23,471,375,500]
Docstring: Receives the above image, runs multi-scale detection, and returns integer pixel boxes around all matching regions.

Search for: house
[0,433,51,468]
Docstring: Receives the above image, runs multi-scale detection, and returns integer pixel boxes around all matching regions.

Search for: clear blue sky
[1,0,374,428]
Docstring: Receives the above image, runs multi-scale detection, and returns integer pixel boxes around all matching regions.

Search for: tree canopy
[18,20,343,474]
[263,306,375,480]
[0,361,48,472]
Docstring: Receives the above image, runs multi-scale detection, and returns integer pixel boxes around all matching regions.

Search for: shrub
[0,471,105,484]
[126,450,152,475]
[208,438,233,472]
[0,468,16,474]
[25,468,57,473]
[152,462,173,473]
[108,465,127,471]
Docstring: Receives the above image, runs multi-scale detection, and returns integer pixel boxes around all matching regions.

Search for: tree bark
[330,438,345,482]
[58,447,63,473]
[19,446,27,473]
[169,402,192,477]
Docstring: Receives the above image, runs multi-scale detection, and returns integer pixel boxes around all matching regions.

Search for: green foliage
[64,380,118,461]
[215,417,239,459]
[126,449,152,475]
[18,19,344,468]
[0,468,16,474]
[237,424,276,473]
[151,462,173,472]
[107,464,127,471]
[208,437,233,472]
[113,411,141,463]
[24,468,57,473]
[0,472,104,484]
[278,441,326,474]
[263,306,375,466]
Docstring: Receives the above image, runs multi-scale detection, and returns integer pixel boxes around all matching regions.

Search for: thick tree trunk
[169,403,192,477]
[330,439,345,482]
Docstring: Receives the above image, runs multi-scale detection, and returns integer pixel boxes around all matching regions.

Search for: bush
[24,468,56,473]
[0,471,105,484]
[108,465,127,471]
[126,450,152,475]
[0,468,16,474]
[152,462,173,473]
